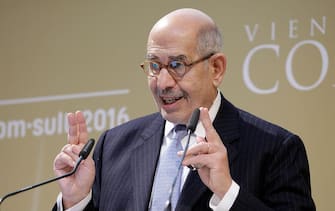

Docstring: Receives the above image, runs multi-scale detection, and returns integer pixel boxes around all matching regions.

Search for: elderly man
[53,8,315,210]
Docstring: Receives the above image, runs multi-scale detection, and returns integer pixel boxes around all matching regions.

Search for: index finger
[199,107,221,144]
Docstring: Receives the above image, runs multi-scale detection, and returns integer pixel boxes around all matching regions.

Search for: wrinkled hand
[53,111,95,208]
[181,107,232,199]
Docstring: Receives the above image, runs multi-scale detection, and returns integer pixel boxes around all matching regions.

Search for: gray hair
[196,25,223,56]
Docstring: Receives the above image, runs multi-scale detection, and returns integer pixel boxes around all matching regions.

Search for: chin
[160,108,188,124]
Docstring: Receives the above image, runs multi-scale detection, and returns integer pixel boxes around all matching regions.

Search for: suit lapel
[130,114,165,211]
[177,170,208,211]
[177,94,240,210]
[213,95,240,166]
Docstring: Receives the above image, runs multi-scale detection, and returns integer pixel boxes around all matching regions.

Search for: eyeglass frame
[140,52,216,80]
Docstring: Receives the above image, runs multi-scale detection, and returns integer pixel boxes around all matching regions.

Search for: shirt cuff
[56,190,92,211]
[209,180,240,211]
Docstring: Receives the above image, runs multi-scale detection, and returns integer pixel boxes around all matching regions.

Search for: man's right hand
[53,111,95,209]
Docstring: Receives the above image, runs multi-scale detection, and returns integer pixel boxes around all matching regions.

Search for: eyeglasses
[140,52,215,80]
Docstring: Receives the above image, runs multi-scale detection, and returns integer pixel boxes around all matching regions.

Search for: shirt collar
[164,90,221,137]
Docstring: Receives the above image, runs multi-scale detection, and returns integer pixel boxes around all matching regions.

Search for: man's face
[146,27,217,124]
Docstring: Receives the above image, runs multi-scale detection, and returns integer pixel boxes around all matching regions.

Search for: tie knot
[172,124,187,140]
[174,124,186,132]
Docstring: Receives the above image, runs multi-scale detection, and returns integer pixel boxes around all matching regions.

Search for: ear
[210,53,227,87]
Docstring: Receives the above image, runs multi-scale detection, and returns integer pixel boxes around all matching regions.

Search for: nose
[156,68,177,90]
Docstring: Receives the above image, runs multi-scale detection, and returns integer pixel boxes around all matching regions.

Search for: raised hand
[182,107,232,198]
[53,111,95,208]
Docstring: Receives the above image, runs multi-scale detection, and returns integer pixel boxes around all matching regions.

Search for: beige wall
[0,0,333,210]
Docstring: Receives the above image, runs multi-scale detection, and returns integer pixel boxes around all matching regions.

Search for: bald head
[151,8,215,32]
[148,8,222,56]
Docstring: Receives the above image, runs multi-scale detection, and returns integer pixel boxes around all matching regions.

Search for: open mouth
[161,96,183,105]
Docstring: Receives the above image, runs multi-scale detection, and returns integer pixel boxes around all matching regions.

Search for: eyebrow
[146,54,188,61]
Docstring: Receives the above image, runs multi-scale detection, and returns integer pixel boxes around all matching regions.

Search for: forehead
[147,32,196,49]
[146,39,197,63]
[146,24,198,61]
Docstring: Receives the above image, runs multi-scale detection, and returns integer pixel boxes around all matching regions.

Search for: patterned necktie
[151,124,187,211]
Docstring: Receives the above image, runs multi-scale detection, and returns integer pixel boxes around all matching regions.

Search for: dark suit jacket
[55,95,315,210]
